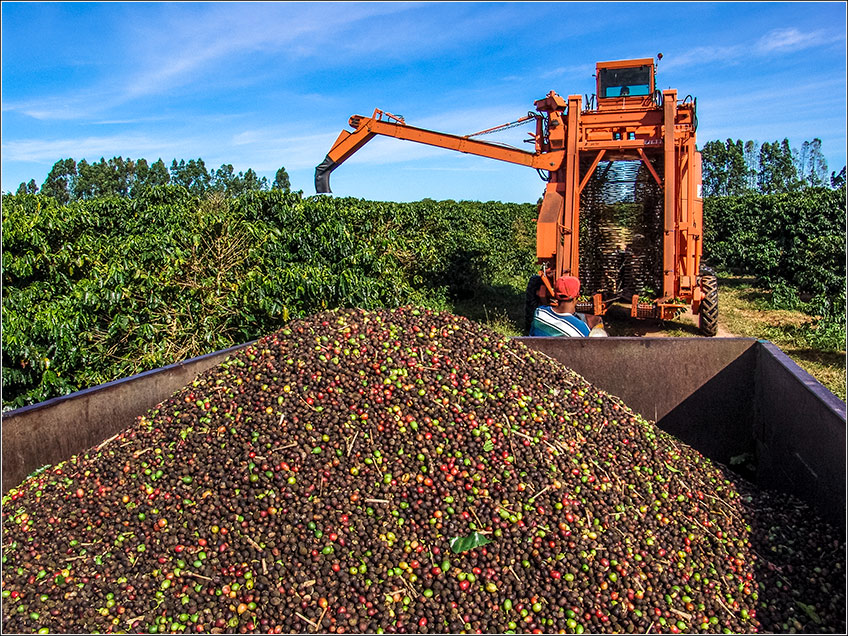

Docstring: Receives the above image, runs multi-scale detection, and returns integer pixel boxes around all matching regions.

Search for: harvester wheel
[698,275,719,337]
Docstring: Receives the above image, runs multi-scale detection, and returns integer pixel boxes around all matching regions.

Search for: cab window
[599,65,652,98]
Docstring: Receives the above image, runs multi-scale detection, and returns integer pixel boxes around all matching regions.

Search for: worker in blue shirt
[530,276,602,337]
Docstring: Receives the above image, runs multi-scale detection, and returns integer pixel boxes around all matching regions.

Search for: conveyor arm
[315,111,565,193]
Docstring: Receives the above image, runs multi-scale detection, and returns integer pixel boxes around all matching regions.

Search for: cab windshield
[599,65,652,98]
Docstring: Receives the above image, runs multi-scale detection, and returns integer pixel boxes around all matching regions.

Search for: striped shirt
[530,306,591,337]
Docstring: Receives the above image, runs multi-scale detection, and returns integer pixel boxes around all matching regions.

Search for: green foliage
[169,159,211,194]
[703,186,846,350]
[16,179,38,195]
[701,137,839,197]
[701,139,750,197]
[449,531,492,553]
[273,167,291,192]
[40,158,77,204]
[26,156,291,202]
[1,190,537,409]
[758,139,799,195]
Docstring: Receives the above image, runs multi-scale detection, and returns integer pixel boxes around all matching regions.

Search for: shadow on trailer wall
[2,338,845,528]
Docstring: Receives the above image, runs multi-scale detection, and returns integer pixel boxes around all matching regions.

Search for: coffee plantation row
[2,189,538,409]
[3,186,844,409]
[703,186,846,350]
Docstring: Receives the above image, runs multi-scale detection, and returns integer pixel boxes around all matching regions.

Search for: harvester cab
[316,56,718,336]
[596,59,654,100]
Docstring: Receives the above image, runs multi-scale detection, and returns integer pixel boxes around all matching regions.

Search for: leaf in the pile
[483,439,494,452]
[796,602,822,625]
[449,531,492,554]
[730,452,754,466]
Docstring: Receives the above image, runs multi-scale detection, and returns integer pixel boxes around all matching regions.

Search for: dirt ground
[601,303,737,338]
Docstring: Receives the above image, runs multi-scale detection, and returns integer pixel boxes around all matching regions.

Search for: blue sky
[2,2,845,203]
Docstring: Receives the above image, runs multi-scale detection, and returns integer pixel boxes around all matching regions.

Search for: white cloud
[659,26,844,73]
[2,134,195,163]
[541,63,595,80]
[3,3,422,122]
[756,27,836,53]
[658,45,743,71]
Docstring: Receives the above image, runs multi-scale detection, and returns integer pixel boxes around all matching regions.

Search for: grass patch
[452,282,525,338]
[718,275,845,400]
[453,274,845,401]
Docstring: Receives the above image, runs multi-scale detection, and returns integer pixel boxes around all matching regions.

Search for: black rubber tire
[698,275,719,337]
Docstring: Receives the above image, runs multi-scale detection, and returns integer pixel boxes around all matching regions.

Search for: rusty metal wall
[752,341,847,525]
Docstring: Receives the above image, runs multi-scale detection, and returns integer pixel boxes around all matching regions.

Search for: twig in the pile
[300,580,317,589]
[243,534,263,552]
[704,493,742,521]
[469,508,485,529]
[96,432,122,450]
[180,571,213,581]
[645,621,654,634]
[669,608,692,621]
[503,347,524,362]
[398,573,419,598]
[365,498,389,504]
[590,458,611,480]
[347,431,359,457]
[508,565,521,583]
[262,558,268,576]
[430,398,448,411]
[714,595,736,619]
[298,396,320,412]
[610,524,626,539]
[133,447,153,458]
[295,613,318,630]
[317,605,328,632]
[528,485,550,503]
[278,413,286,427]
[272,442,298,453]
[506,426,517,459]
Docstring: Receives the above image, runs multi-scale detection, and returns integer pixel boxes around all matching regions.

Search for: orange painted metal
[559,95,582,278]
[317,58,705,323]
[325,109,564,173]
[663,89,678,300]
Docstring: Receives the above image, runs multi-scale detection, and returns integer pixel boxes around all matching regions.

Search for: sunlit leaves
[2,188,538,409]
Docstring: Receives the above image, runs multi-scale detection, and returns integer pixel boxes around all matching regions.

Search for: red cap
[554,276,581,299]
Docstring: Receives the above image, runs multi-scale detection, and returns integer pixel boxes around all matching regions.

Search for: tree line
[13,137,845,204]
[700,137,845,197]
[14,157,291,204]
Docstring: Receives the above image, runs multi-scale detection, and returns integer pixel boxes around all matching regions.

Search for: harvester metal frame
[315,57,717,335]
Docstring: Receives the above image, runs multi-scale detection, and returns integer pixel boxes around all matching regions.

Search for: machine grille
[578,159,664,300]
